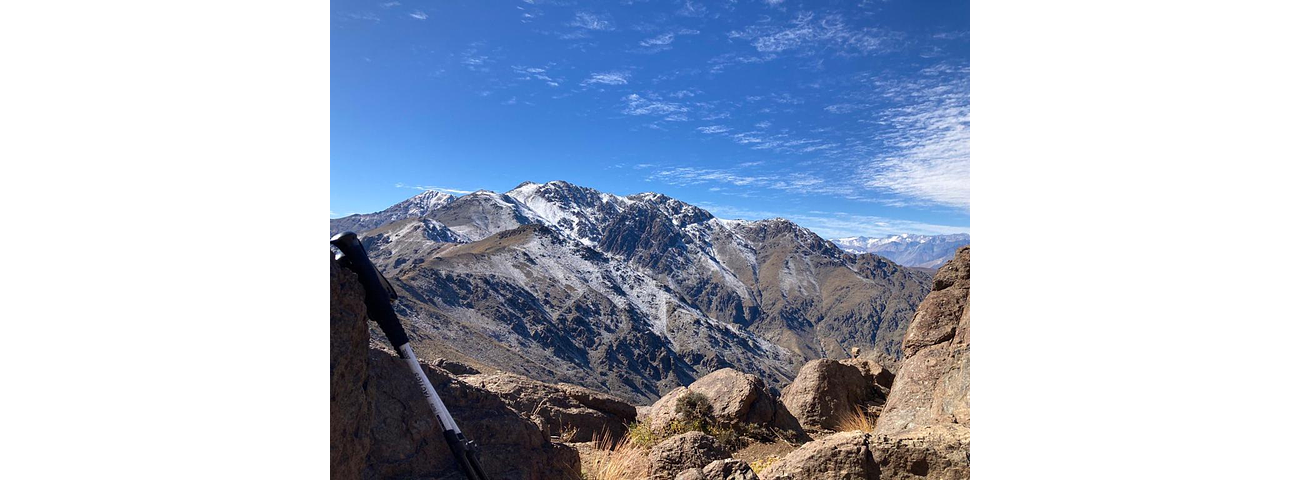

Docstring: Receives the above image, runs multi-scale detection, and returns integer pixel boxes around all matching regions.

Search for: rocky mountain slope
[832,234,970,269]
[331,181,931,404]
[330,190,455,236]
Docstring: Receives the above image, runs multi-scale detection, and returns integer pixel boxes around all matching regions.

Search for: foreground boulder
[869,424,970,480]
[676,459,760,480]
[330,257,372,479]
[642,368,802,433]
[779,358,891,432]
[649,431,730,480]
[462,371,637,442]
[365,347,581,480]
[757,431,878,480]
[876,246,970,435]
[704,459,759,480]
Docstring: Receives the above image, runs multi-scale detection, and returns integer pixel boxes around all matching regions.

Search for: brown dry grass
[833,405,877,433]
[580,431,650,480]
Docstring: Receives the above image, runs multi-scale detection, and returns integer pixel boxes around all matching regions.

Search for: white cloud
[380,2,400,8]
[513,65,561,86]
[697,125,730,134]
[729,12,897,55]
[676,0,706,17]
[582,71,630,86]
[860,64,970,209]
[824,103,867,114]
[570,12,614,31]
[622,94,688,118]
[409,10,427,20]
[640,33,675,46]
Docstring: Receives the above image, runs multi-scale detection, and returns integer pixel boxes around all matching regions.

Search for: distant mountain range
[331,181,932,403]
[832,233,970,269]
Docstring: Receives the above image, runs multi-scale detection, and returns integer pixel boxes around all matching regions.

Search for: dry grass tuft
[582,431,649,480]
[833,405,877,433]
[559,425,579,443]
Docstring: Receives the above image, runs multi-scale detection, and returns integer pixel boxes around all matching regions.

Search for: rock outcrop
[642,368,802,433]
[433,357,480,376]
[676,459,760,480]
[332,255,580,480]
[869,424,970,480]
[869,246,971,479]
[703,459,760,480]
[331,256,373,479]
[875,246,970,435]
[779,358,891,432]
[365,347,581,480]
[649,431,731,480]
[462,371,637,442]
[757,431,879,480]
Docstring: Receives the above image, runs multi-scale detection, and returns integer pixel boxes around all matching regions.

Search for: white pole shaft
[397,343,461,434]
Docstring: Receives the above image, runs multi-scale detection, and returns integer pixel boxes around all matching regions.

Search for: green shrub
[676,390,717,424]
[625,421,660,449]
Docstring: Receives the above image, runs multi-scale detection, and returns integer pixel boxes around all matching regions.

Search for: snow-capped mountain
[330,181,932,403]
[330,190,455,236]
[833,233,970,269]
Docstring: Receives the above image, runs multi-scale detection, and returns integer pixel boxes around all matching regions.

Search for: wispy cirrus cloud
[708,52,777,73]
[641,32,675,47]
[582,71,630,86]
[622,94,688,120]
[676,0,707,18]
[697,125,730,134]
[728,12,898,55]
[513,65,561,87]
[859,63,970,209]
[409,10,427,20]
[570,12,614,31]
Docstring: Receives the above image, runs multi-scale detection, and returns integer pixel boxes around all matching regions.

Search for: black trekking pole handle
[330,232,409,347]
[331,231,490,480]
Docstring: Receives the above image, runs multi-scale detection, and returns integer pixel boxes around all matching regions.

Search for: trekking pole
[331,231,490,480]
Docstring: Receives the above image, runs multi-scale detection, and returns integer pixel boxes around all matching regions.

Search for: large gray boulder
[364,347,581,480]
[875,247,970,435]
[642,368,802,433]
[676,459,759,480]
[649,431,731,480]
[330,257,372,479]
[779,358,890,432]
[757,431,878,480]
[462,371,637,442]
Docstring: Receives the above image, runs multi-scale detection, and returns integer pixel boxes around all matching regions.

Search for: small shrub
[675,391,714,428]
[625,422,660,449]
[705,424,747,451]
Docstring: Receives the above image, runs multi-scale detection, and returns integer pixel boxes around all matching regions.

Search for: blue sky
[331,0,969,239]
